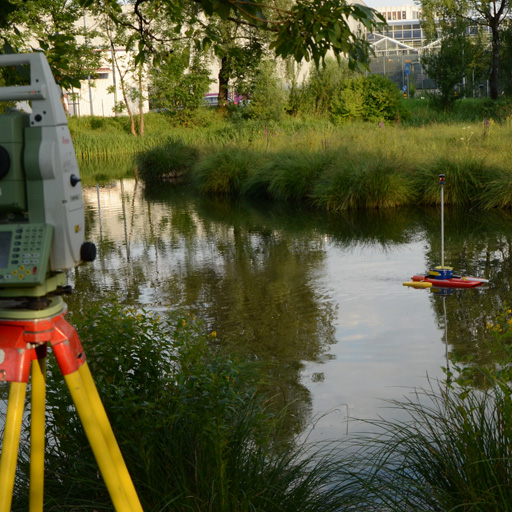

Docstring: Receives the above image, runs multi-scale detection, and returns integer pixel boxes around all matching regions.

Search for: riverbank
[136,119,512,210]
[71,99,512,210]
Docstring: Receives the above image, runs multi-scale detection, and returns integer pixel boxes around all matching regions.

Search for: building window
[402,11,407,20]
[398,11,401,19]
[392,11,397,19]
[387,12,392,20]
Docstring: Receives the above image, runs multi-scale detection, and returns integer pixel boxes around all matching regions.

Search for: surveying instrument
[0,53,143,511]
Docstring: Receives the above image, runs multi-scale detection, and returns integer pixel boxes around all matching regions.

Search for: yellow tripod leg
[29,353,46,512]
[78,363,143,512]
[64,366,138,512]
[0,382,27,512]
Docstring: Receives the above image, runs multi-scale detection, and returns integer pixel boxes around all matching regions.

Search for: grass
[353,382,512,511]
[6,301,512,511]
[7,302,360,512]
[71,99,512,207]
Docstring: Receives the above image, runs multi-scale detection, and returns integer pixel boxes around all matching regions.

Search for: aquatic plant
[243,149,335,201]
[355,381,512,511]
[7,302,362,511]
[312,151,413,211]
[191,148,261,195]
[136,138,200,184]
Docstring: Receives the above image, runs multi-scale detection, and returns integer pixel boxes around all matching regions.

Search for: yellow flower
[211,331,217,338]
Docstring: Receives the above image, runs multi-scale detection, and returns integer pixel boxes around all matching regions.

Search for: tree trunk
[490,22,500,100]
[218,56,229,108]
[138,67,145,137]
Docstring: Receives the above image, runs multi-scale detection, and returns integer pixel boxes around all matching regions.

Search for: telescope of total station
[0,52,144,512]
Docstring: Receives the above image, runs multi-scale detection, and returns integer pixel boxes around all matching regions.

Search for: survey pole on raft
[439,174,445,267]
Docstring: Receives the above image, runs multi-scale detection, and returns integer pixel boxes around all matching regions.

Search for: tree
[1,0,101,90]
[421,22,476,108]
[148,50,213,111]
[210,21,267,106]
[78,0,384,72]
[421,0,511,100]
[96,7,147,134]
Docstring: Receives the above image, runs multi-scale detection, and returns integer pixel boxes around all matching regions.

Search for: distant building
[365,4,438,93]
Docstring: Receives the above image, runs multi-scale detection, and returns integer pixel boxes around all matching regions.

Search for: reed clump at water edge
[70,105,512,209]
[136,119,512,210]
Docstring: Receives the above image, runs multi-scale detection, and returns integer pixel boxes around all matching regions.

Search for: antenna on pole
[439,174,445,267]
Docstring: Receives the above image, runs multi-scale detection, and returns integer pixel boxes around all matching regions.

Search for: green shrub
[136,139,200,184]
[331,75,403,124]
[295,58,354,116]
[9,302,362,511]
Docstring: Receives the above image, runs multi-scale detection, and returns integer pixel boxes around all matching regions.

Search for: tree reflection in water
[68,180,512,439]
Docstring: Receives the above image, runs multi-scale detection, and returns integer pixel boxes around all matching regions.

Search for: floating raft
[406,274,488,289]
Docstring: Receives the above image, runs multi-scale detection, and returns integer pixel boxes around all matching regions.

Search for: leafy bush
[8,302,361,511]
[293,58,354,116]
[331,74,403,123]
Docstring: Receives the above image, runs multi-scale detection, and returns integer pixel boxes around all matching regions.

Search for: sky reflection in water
[73,179,500,442]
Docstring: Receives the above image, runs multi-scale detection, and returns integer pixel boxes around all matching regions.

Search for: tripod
[0,296,144,512]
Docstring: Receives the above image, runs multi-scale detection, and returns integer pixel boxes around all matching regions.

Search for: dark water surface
[69,179,512,441]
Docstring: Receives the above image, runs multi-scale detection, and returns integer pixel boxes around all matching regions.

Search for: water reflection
[67,179,512,440]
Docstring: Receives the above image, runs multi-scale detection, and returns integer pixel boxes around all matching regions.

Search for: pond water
[68,178,512,442]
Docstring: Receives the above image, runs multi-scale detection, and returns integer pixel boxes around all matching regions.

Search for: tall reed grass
[354,381,512,511]
[9,303,360,511]
[73,101,512,209]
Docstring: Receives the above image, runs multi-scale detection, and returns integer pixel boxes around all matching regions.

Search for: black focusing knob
[70,174,81,187]
[0,146,10,179]
[80,242,97,262]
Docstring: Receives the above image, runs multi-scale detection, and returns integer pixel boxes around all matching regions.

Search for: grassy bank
[71,99,512,209]
[7,301,512,511]
[137,119,512,210]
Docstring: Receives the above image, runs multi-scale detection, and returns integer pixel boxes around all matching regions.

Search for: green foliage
[354,381,512,511]
[421,20,490,110]
[244,149,335,201]
[9,302,360,511]
[294,58,354,115]
[136,139,200,184]
[3,0,101,89]
[270,0,381,69]
[412,154,495,205]
[191,148,259,195]
[330,74,403,123]
[149,51,213,111]
[246,60,287,124]
[313,152,412,210]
